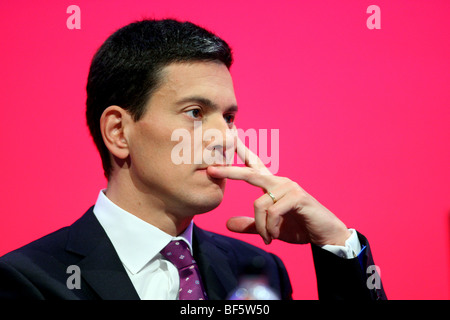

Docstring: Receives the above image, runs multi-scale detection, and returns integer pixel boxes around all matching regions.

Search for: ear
[100,105,132,160]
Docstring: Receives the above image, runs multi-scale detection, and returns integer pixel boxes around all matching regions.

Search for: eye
[185,108,202,119]
[224,113,236,125]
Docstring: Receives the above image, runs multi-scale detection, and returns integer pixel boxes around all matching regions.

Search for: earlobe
[100,105,130,160]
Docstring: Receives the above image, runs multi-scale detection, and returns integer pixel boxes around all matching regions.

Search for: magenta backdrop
[0,1,449,300]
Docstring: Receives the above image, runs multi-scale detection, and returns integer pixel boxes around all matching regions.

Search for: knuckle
[280,176,291,184]
[280,177,300,191]
[244,167,259,182]
[253,198,265,210]
[285,179,299,190]
[266,206,278,217]
[292,184,307,197]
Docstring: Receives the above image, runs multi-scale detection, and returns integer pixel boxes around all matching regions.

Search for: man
[0,19,386,300]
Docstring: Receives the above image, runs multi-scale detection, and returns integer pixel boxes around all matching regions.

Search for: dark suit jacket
[0,207,386,300]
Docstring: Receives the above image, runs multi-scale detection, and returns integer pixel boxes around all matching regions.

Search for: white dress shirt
[92,190,362,300]
[93,190,193,300]
[321,229,362,259]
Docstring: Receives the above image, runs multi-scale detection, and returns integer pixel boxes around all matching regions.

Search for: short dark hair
[86,19,233,179]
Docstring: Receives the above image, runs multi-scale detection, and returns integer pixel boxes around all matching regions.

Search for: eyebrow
[175,95,238,113]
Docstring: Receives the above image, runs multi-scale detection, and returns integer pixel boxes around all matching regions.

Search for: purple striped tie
[160,240,208,300]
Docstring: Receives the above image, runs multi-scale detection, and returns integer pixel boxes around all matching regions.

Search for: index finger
[235,134,272,176]
[207,165,275,190]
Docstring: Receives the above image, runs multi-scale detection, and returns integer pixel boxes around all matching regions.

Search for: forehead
[152,61,237,107]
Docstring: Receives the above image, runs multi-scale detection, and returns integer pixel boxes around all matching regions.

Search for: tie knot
[160,240,196,269]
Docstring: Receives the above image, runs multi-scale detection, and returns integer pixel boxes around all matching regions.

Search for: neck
[105,175,193,237]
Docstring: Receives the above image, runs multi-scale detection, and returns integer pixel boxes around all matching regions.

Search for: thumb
[226,216,257,234]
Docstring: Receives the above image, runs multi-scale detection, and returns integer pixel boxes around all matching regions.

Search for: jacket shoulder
[0,226,71,266]
[0,209,99,300]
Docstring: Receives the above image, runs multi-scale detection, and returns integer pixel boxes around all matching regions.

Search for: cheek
[192,126,204,164]
[130,123,179,170]
[172,124,204,165]
[134,119,176,151]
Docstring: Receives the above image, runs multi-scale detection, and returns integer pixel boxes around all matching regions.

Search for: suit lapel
[65,209,239,300]
[66,207,140,300]
[192,225,238,300]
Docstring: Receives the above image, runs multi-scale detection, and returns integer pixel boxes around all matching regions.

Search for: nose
[203,117,236,165]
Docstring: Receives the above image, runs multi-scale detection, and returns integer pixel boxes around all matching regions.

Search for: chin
[193,188,225,214]
[179,183,225,216]
[171,175,226,216]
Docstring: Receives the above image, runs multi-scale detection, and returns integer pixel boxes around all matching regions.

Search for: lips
[196,164,226,170]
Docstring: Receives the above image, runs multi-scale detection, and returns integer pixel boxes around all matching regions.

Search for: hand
[206,136,351,246]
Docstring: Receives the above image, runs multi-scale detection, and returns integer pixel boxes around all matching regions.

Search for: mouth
[195,165,227,184]
[196,164,226,171]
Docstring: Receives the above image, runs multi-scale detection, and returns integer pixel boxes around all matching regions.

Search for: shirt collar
[92,190,194,275]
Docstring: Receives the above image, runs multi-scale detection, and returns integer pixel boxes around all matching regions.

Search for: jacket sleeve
[311,231,387,300]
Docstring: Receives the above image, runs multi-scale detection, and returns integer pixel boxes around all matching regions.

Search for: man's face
[125,61,238,217]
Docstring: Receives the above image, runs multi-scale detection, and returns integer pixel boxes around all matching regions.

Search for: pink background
[0,1,449,300]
